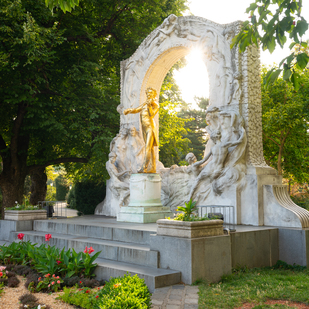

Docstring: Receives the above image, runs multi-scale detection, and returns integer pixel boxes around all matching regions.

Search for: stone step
[33,219,153,245]
[10,231,159,268]
[94,257,181,292]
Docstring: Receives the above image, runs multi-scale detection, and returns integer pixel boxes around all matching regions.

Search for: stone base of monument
[117,173,172,223]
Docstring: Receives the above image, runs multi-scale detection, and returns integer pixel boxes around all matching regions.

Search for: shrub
[55,175,70,201]
[59,286,101,309]
[97,273,151,309]
[74,180,106,215]
[59,274,151,309]
[19,293,38,308]
[66,186,76,209]
[7,276,20,287]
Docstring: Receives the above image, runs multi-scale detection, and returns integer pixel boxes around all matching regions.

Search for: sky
[173,0,309,104]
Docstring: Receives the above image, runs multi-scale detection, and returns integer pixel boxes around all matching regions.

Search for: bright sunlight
[173,48,209,108]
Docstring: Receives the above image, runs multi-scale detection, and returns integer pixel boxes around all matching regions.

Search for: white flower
[15,201,17,204]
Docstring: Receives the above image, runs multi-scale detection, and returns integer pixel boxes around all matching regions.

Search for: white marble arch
[96,15,309,228]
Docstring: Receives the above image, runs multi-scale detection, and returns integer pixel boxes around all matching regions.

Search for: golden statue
[124,87,159,173]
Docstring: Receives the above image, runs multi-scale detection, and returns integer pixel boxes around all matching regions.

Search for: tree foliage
[261,67,309,183]
[232,0,309,88]
[0,0,188,209]
[178,97,209,161]
[159,61,190,167]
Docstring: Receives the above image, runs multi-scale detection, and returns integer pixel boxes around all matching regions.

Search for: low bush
[97,273,151,309]
[59,273,151,309]
[59,286,101,309]
[74,180,106,215]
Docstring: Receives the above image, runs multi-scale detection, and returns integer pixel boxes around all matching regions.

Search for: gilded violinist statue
[124,87,159,173]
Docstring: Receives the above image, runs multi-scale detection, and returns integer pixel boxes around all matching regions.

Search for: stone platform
[0,215,309,291]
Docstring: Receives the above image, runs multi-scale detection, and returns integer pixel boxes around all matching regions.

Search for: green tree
[261,67,309,183]
[178,97,209,161]
[232,0,309,88]
[0,0,188,213]
[159,62,190,166]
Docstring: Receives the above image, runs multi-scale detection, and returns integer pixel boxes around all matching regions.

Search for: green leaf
[65,270,76,278]
[266,69,282,85]
[290,72,300,90]
[289,42,297,49]
[296,53,309,70]
[266,37,276,53]
[295,18,309,37]
[246,3,258,13]
[283,68,292,81]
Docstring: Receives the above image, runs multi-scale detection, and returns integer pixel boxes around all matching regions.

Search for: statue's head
[109,152,117,163]
[206,106,220,126]
[185,152,197,165]
[146,87,157,99]
[130,126,137,137]
[210,130,221,143]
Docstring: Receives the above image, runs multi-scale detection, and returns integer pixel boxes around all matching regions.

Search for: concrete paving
[151,284,199,309]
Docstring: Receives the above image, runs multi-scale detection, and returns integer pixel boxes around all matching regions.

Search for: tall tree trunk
[0,169,27,209]
[30,167,47,205]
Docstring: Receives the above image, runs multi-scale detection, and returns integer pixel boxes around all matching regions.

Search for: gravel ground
[0,276,76,309]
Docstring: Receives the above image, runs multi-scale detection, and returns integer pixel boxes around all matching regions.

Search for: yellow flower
[113,283,122,288]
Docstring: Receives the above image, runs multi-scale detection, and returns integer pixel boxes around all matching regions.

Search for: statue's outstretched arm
[193,151,212,167]
[224,127,245,148]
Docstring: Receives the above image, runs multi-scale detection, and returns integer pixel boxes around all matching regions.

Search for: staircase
[9,216,181,291]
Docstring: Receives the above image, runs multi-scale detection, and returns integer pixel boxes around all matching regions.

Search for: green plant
[59,286,101,309]
[97,273,151,309]
[10,200,41,211]
[29,273,63,293]
[0,241,34,265]
[0,282,4,296]
[176,199,197,221]
[0,239,101,279]
[174,213,212,221]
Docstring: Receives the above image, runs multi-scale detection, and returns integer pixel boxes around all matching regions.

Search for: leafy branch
[231,0,308,89]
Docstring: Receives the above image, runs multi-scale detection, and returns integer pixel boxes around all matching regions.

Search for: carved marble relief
[99,15,269,216]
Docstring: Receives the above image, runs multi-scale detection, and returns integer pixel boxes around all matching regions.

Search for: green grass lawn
[198,262,309,309]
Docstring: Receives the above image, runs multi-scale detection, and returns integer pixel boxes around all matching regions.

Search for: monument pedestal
[117,173,172,223]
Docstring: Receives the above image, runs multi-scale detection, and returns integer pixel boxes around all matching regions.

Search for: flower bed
[0,233,152,309]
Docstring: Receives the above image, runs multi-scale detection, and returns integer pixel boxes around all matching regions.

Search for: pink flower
[52,281,55,285]
[17,233,24,240]
[38,277,41,281]
[56,276,59,279]
[48,284,50,287]
[56,260,61,265]
[84,246,95,254]
[88,247,94,254]
[45,273,50,278]
[57,280,60,284]
[0,272,3,277]
[52,274,55,278]
[45,233,52,241]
